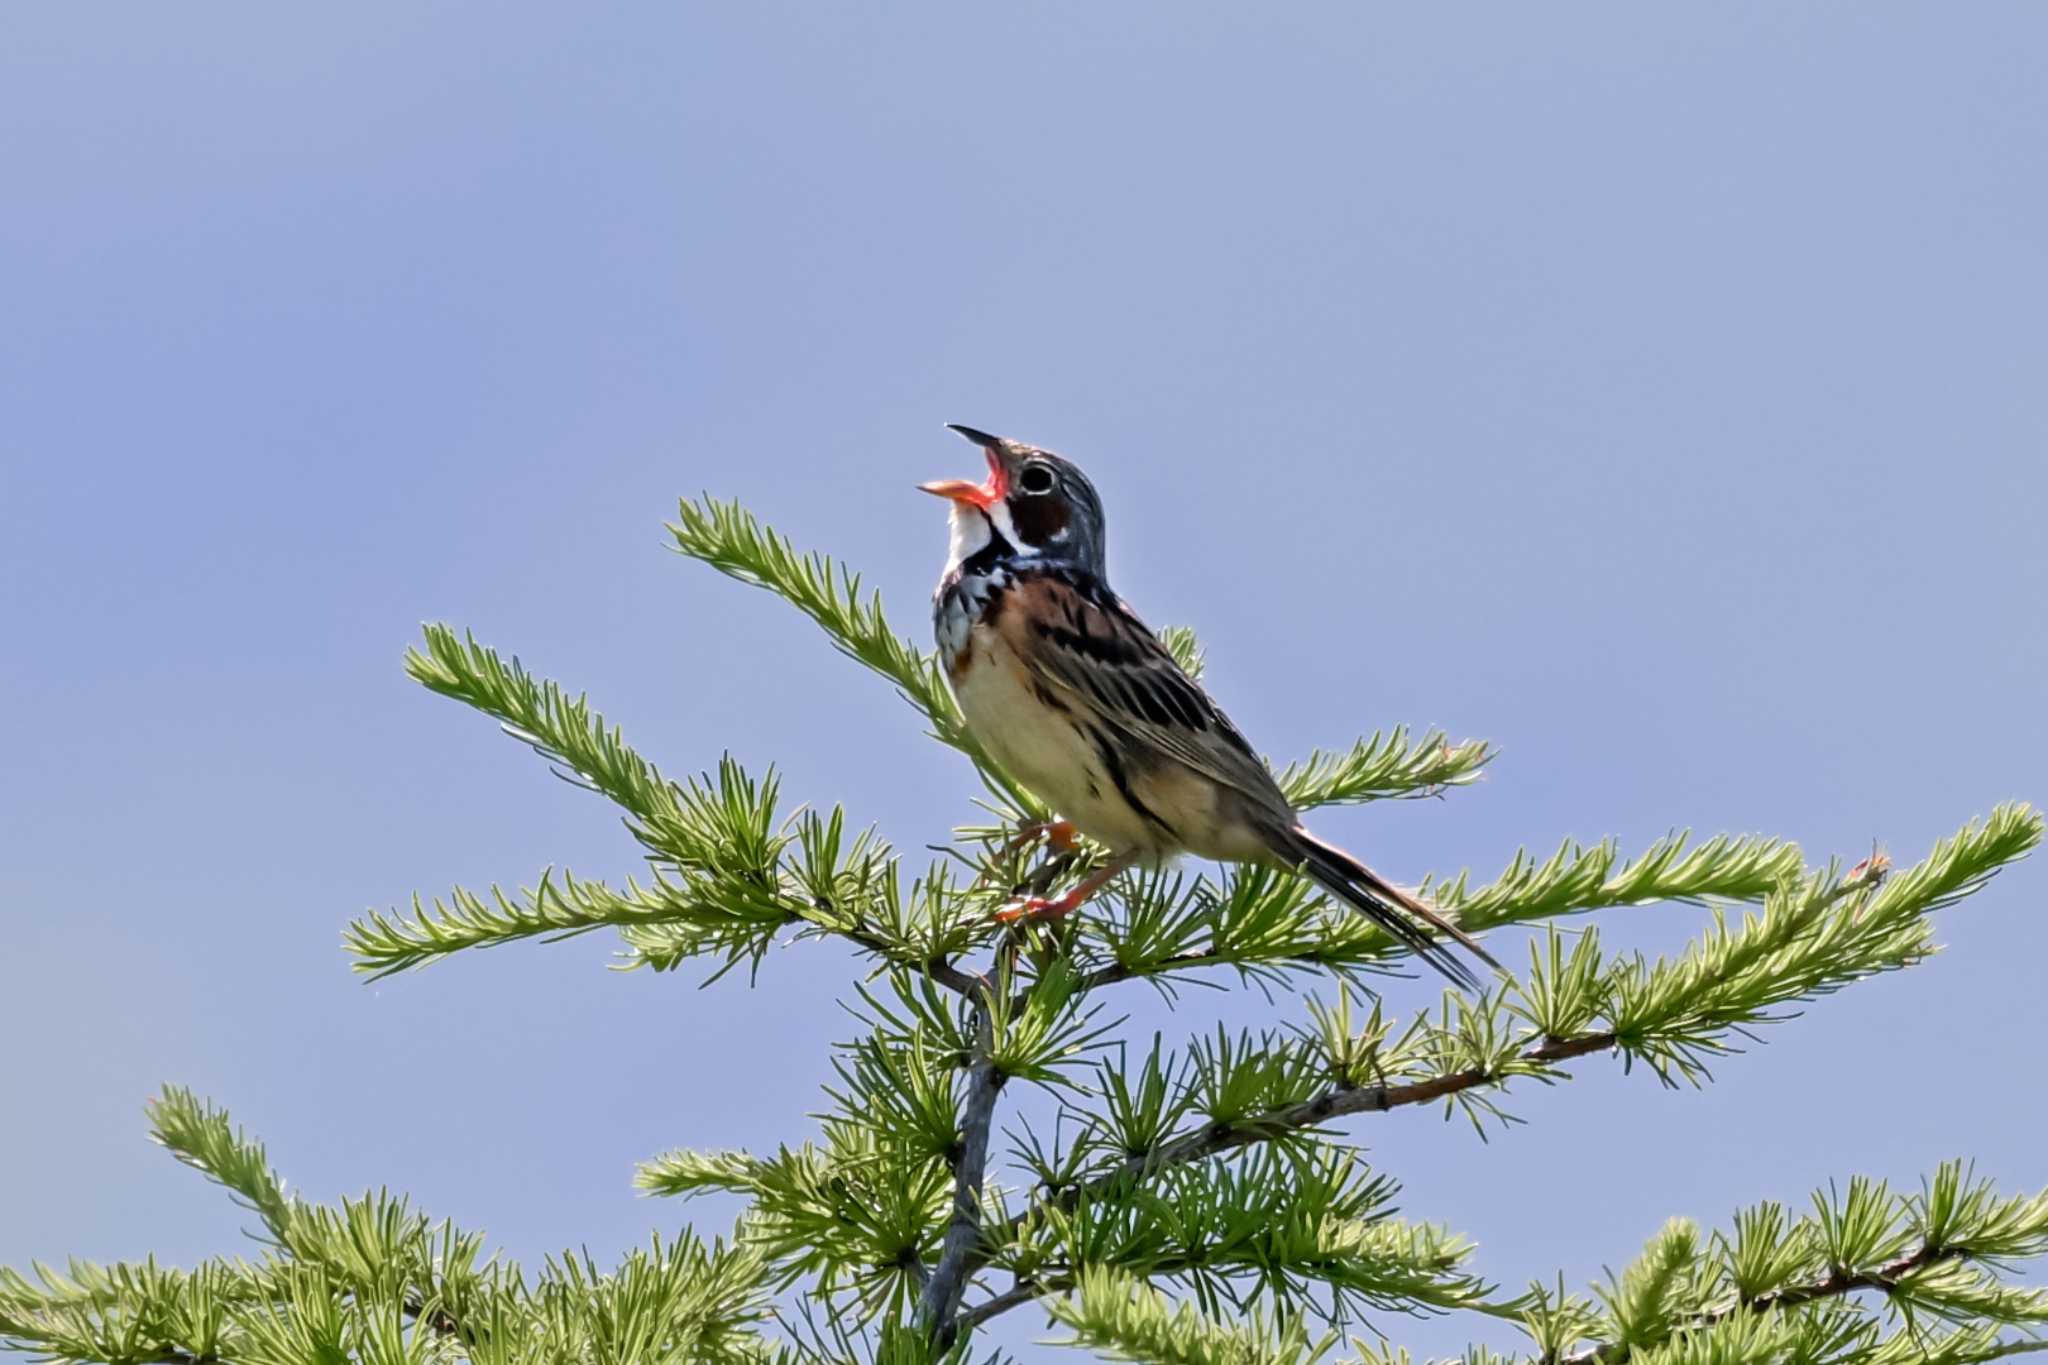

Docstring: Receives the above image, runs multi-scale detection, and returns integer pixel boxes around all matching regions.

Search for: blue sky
[3,5,2043,1360]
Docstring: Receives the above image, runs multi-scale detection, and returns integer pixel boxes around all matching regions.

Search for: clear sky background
[3,5,2043,1361]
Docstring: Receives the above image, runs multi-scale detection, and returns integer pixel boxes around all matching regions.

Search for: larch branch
[1561,1237,2028,1364]
[919,1056,1006,1345]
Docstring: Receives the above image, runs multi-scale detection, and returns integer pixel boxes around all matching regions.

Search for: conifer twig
[955,1275,1067,1334]
[1559,1203,2048,1364]
[1052,1032,1612,1222]
[20,504,2030,1365]
[920,1061,1006,1343]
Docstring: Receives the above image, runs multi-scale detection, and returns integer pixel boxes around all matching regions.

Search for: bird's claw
[994,895,1072,924]
[972,819,1080,893]
[993,856,1131,924]
[1002,818,1077,858]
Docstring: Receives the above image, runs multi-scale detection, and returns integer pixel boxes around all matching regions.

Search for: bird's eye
[1018,462,1056,495]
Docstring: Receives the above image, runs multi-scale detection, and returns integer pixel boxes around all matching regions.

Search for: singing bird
[922,425,1498,989]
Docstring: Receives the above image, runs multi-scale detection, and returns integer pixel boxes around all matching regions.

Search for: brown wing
[995,568,1293,817]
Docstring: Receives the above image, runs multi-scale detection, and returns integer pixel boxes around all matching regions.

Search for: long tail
[1275,825,1501,990]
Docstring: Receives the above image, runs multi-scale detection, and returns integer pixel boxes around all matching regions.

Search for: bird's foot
[1001,818,1077,857]
[993,895,1069,924]
[991,855,1130,924]
[974,819,1081,892]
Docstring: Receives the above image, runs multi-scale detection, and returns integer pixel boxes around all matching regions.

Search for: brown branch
[842,929,982,997]
[918,907,1040,1352]
[1560,1236,2006,1365]
[1761,1245,1949,1312]
[1011,865,1909,1246]
[919,1057,1006,1346]
[955,1274,1068,1335]
[1076,949,1256,992]
[947,1029,1618,1318]
[1056,1031,1613,1213]
[906,864,1083,1345]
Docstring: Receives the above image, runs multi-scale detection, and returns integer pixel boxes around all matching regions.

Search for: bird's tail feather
[1276,826,1500,990]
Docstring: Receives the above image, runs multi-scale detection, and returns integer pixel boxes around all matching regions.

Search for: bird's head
[921,425,1106,575]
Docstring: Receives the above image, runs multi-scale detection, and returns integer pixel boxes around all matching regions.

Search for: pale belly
[948,624,1177,858]
[945,621,1283,866]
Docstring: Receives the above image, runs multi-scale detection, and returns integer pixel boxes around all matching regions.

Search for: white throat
[944,503,992,574]
[945,500,1038,574]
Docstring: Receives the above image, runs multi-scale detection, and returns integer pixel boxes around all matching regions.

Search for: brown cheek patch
[1009,493,1070,546]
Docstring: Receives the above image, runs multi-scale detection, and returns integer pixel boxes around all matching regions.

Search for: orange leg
[999,818,1077,858]
[973,819,1080,891]
[995,855,1132,923]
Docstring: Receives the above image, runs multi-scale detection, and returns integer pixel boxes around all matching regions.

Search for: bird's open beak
[918,425,1009,506]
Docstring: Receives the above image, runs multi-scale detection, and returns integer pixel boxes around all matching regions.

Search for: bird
[921,424,1499,989]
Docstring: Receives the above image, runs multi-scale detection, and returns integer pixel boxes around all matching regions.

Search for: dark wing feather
[1003,567,1497,989]
[1001,569,1293,816]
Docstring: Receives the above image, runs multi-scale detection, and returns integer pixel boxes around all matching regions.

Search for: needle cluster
[5,497,2040,1365]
